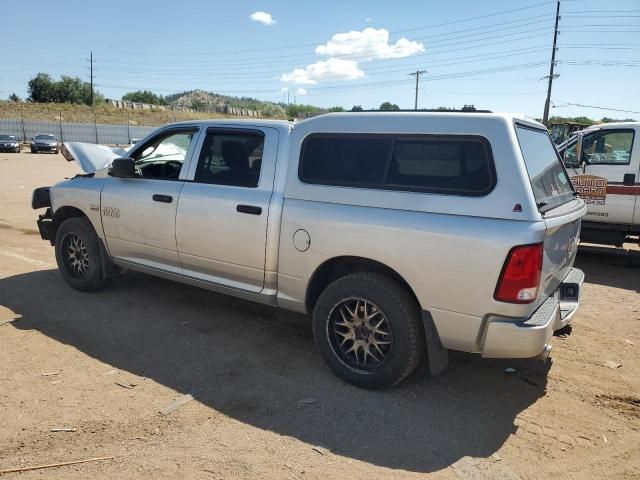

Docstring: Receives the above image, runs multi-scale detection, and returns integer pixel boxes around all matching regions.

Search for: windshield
[515,125,575,213]
[0,135,17,141]
[35,135,56,141]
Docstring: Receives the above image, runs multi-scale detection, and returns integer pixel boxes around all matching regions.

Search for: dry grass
[0,101,261,126]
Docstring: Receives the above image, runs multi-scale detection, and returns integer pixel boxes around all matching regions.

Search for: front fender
[49,177,107,241]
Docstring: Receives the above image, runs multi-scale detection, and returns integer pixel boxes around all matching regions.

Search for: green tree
[122,90,167,105]
[54,76,89,104]
[327,106,345,112]
[350,105,363,112]
[27,73,56,103]
[286,103,317,118]
[8,93,21,102]
[379,102,400,111]
[27,73,102,105]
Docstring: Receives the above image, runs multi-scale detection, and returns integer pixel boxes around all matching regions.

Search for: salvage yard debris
[0,456,114,475]
[159,391,201,415]
[0,317,20,327]
[604,361,622,369]
[115,380,137,389]
[50,428,77,432]
[41,370,62,377]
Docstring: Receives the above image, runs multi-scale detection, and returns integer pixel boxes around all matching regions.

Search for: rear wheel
[54,217,107,292]
[312,272,424,389]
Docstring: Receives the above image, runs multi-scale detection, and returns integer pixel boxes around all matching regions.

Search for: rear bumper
[481,268,584,358]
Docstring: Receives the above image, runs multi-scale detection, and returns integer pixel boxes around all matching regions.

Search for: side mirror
[109,158,135,178]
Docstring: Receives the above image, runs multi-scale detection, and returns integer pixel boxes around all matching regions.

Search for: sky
[1,0,639,119]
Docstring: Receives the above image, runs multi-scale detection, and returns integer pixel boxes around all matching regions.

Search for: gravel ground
[0,152,639,479]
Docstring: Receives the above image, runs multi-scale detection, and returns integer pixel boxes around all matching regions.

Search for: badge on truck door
[570,175,607,205]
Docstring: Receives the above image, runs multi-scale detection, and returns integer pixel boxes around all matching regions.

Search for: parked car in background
[0,134,21,153]
[32,113,586,388]
[30,134,59,154]
[558,122,639,246]
[123,138,140,152]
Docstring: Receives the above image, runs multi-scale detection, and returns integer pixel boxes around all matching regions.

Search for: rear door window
[194,130,264,188]
[515,125,575,212]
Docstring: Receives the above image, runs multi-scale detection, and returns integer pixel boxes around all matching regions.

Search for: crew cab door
[175,127,278,293]
[100,127,201,272]
[562,128,637,224]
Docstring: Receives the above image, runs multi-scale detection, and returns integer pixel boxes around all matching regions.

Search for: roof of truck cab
[582,121,640,131]
[166,118,293,129]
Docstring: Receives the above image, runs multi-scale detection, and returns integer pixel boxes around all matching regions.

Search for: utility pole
[87,51,96,106]
[409,69,426,110]
[542,0,560,125]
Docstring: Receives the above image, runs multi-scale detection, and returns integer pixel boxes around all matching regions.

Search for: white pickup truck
[558,122,639,246]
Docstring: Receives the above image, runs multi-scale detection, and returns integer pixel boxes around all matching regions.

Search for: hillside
[165,89,286,117]
[0,96,287,126]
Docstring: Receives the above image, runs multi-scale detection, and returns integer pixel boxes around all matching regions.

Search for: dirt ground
[0,152,639,480]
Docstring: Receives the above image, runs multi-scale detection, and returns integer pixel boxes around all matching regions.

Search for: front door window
[132,130,198,179]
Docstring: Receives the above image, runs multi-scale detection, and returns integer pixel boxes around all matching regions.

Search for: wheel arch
[50,205,102,246]
[305,256,421,314]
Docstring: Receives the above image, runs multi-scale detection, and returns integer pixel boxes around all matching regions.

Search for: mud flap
[421,311,449,376]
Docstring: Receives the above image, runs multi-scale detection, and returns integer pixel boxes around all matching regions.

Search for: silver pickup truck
[32,112,586,388]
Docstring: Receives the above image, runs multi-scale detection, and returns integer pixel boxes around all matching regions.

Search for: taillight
[494,243,543,304]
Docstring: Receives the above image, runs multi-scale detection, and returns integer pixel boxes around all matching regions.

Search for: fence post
[21,112,26,145]
[59,112,64,143]
[127,118,131,144]
[94,115,98,144]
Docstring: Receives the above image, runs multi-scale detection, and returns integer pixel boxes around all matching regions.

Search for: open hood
[61,142,129,174]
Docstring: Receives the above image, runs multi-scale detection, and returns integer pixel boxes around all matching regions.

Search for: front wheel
[54,217,107,292]
[312,272,425,389]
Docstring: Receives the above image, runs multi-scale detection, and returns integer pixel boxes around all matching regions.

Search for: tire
[31,148,36,153]
[54,217,107,292]
[312,272,425,389]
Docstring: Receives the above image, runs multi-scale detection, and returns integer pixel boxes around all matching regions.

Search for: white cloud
[296,88,307,95]
[249,11,276,26]
[315,28,423,61]
[279,58,364,85]
[365,17,372,22]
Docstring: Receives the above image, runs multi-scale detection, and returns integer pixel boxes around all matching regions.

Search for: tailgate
[539,198,585,300]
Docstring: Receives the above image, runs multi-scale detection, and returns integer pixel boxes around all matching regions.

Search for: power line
[93,25,555,70]
[92,1,561,58]
[554,102,640,115]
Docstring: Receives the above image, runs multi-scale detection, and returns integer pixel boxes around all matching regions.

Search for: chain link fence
[0,118,156,146]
